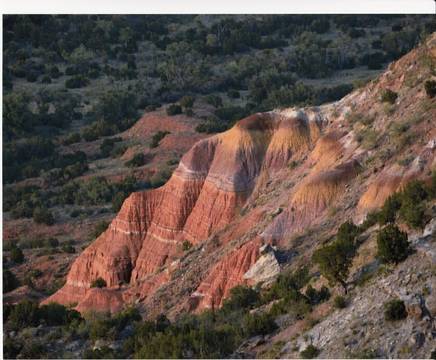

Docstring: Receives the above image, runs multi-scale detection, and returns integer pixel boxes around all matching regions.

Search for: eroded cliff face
[44,35,436,315]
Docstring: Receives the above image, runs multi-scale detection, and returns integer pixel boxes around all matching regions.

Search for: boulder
[243,246,280,285]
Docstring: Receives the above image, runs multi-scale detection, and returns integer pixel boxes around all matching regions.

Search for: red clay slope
[44,111,326,312]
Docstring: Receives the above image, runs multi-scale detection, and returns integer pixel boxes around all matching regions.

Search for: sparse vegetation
[376,224,410,264]
[182,240,192,251]
[125,153,146,168]
[91,277,107,288]
[150,131,170,148]
[33,207,55,225]
[313,222,360,294]
[300,344,320,359]
[333,295,347,309]
[166,104,182,116]
[10,246,25,264]
[380,89,398,104]
[384,299,407,321]
[424,80,436,98]
[3,269,20,293]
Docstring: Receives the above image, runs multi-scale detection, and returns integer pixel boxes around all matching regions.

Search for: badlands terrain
[38,33,436,358]
[3,16,436,359]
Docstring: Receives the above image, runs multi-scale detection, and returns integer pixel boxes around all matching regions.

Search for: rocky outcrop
[44,111,327,312]
[243,244,281,285]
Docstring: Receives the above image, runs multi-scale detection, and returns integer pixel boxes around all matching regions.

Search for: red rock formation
[44,111,329,313]
[76,288,125,314]
[191,239,261,311]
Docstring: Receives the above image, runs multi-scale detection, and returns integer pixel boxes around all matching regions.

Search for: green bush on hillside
[179,95,195,108]
[150,131,170,148]
[333,295,347,309]
[125,153,146,168]
[10,247,25,264]
[300,344,320,359]
[376,224,410,264]
[380,89,398,104]
[33,207,55,225]
[3,270,20,293]
[384,299,407,321]
[424,80,436,98]
[166,104,182,116]
[91,277,107,288]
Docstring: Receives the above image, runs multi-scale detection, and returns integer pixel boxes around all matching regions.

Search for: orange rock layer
[44,112,327,312]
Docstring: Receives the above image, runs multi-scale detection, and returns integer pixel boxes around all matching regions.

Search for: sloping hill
[45,33,435,345]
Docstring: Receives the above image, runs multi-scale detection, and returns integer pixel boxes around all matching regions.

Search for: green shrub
[91,277,107,288]
[39,302,81,326]
[424,80,436,98]
[41,75,51,84]
[33,207,55,225]
[26,72,38,82]
[195,120,229,134]
[376,224,410,264]
[125,153,146,167]
[8,300,40,328]
[227,89,240,98]
[304,285,330,305]
[380,89,398,104]
[384,299,407,321]
[150,167,172,188]
[3,337,21,359]
[377,194,401,225]
[360,211,379,231]
[112,191,128,212]
[242,312,277,336]
[62,244,76,253]
[89,221,109,240]
[355,128,378,149]
[65,75,90,88]
[313,238,355,293]
[45,237,60,248]
[150,131,170,148]
[205,94,223,108]
[166,104,182,116]
[399,201,426,229]
[10,246,25,263]
[179,95,195,108]
[89,317,114,341]
[222,285,260,312]
[300,344,319,359]
[263,266,310,302]
[100,137,122,157]
[398,180,428,228]
[3,269,20,293]
[214,106,247,122]
[348,348,378,359]
[336,221,360,245]
[427,171,436,199]
[333,295,347,309]
[20,341,46,358]
[182,240,192,251]
[62,133,82,145]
